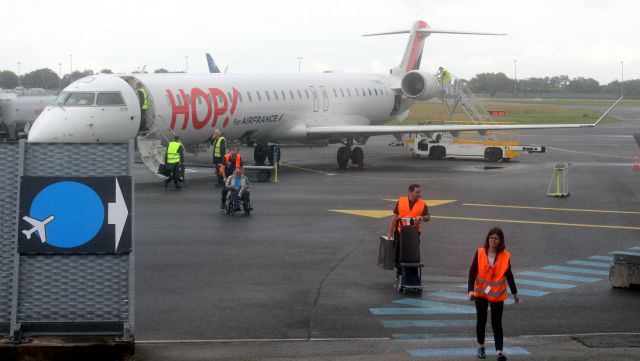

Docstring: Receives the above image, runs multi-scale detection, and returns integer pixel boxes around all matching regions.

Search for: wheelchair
[394,219,424,294]
[224,187,252,216]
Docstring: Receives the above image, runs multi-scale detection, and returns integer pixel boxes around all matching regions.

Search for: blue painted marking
[393,333,492,341]
[431,290,468,301]
[611,251,640,256]
[370,307,475,315]
[408,347,530,357]
[589,255,613,261]
[515,288,549,297]
[629,247,640,251]
[566,260,610,268]
[381,319,475,328]
[456,284,548,297]
[519,271,601,283]
[518,279,576,289]
[30,181,104,248]
[543,265,609,276]
[393,298,476,313]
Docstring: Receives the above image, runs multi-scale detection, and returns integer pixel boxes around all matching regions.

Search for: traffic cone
[633,155,640,171]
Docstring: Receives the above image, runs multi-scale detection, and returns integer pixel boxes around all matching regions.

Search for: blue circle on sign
[30,181,104,248]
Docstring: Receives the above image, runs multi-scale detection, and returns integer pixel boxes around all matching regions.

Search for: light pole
[185,56,189,73]
[58,62,63,89]
[513,59,517,98]
[297,56,303,73]
[69,54,73,75]
[621,61,624,97]
[17,62,21,86]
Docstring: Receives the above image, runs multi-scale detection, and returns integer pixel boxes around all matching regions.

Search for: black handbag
[158,164,169,177]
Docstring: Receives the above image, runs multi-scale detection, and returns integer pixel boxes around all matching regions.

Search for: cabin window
[96,92,124,106]
[355,88,359,96]
[273,91,278,100]
[304,89,309,99]
[297,90,302,99]
[340,88,345,97]
[368,89,372,96]
[256,91,262,101]
[347,88,351,97]
[374,88,378,96]
[247,92,253,102]
[238,92,243,102]
[227,92,232,102]
[265,91,271,101]
[333,88,338,98]
[289,90,294,99]
[362,88,366,96]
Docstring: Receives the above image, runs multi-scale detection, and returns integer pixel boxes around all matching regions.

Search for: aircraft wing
[306,97,621,138]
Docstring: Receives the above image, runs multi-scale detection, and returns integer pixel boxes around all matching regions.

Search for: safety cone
[633,155,640,171]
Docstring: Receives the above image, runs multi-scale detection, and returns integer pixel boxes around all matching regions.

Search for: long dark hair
[483,227,505,253]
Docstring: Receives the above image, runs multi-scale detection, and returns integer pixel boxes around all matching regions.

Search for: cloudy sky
[2,0,637,83]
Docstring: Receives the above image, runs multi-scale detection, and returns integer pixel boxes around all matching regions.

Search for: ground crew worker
[211,129,226,186]
[436,66,453,95]
[219,147,243,208]
[467,227,519,361]
[164,135,184,189]
[387,184,430,240]
[136,83,149,132]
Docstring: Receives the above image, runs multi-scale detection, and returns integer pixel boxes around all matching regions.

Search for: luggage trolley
[378,218,424,294]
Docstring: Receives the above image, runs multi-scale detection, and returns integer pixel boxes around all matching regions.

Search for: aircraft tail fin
[206,53,221,73]
[363,20,506,76]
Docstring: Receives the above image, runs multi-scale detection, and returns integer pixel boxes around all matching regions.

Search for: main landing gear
[254,141,281,165]
[337,138,364,169]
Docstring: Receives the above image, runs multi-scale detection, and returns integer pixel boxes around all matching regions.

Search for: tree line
[0,68,636,97]
[466,72,635,97]
[0,68,184,90]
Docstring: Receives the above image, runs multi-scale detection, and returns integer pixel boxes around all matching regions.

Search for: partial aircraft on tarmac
[27,20,620,176]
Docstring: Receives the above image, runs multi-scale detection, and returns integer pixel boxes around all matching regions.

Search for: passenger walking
[211,129,226,186]
[468,227,520,361]
[164,135,184,189]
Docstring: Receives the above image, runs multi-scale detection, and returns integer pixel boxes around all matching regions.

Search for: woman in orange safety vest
[468,227,519,361]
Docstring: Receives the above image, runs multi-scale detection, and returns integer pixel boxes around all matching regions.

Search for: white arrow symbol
[108,178,129,252]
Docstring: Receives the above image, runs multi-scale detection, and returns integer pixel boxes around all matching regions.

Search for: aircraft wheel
[337,146,349,169]
[351,147,364,166]
[485,147,503,162]
[257,170,271,182]
[254,143,268,165]
[428,145,445,159]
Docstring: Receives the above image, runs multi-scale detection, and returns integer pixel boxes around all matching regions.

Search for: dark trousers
[475,297,504,351]
[222,188,250,208]
[139,109,147,132]
[213,156,223,185]
[164,164,181,188]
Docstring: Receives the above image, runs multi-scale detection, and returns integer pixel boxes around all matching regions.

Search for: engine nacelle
[400,70,440,101]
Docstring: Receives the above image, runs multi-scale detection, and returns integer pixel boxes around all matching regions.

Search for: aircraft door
[309,86,319,112]
[319,86,329,111]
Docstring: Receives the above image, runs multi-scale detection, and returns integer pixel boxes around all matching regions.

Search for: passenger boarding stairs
[136,114,175,179]
[439,74,498,140]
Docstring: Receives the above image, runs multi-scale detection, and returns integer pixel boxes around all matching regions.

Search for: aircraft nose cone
[28,108,61,142]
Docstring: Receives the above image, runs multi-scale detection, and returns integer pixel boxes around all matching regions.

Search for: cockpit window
[54,92,96,106]
[96,92,125,106]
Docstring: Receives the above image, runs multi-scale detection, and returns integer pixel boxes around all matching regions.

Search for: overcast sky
[2,0,637,83]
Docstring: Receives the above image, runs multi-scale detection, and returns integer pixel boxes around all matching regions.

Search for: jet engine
[400,70,440,101]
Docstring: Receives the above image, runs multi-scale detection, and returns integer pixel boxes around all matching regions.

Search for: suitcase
[158,164,169,177]
[377,236,396,270]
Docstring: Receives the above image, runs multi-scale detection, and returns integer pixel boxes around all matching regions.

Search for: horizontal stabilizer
[363,29,506,37]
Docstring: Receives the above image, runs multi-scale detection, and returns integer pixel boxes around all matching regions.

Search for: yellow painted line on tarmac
[431,215,640,231]
[329,210,393,218]
[383,199,457,207]
[328,210,640,230]
[463,203,640,215]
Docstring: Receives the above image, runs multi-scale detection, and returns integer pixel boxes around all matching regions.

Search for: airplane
[206,53,221,73]
[22,215,55,243]
[27,20,622,176]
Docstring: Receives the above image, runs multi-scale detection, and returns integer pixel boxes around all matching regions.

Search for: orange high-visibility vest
[396,196,426,232]
[218,153,242,174]
[473,247,511,302]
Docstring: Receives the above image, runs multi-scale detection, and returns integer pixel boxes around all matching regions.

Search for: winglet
[588,96,623,127]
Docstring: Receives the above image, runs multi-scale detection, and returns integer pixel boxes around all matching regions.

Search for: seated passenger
[225,167,252,211]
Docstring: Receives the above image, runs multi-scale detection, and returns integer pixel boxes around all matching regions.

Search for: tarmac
[131,107,640,360]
